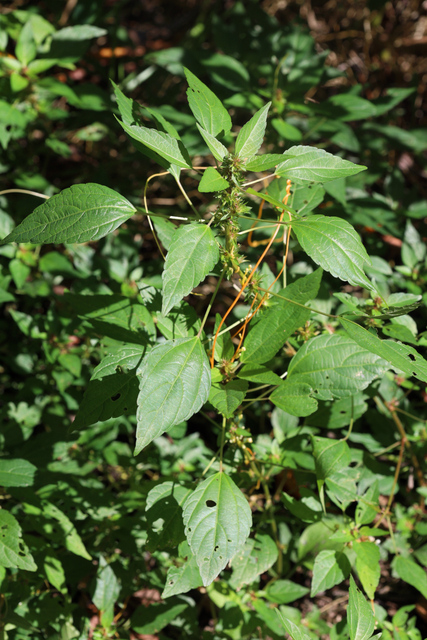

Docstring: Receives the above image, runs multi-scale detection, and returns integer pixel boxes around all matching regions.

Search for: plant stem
[197,268,226,338]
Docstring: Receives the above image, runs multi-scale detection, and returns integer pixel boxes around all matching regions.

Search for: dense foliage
[0,2,426,639]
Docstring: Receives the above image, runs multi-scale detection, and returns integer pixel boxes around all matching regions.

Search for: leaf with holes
[230,533,278,590]
[287,333,389,401]
[340,318,427,383]
[0,510,36,571]
[0,184,136,246]
[275,146,366,183]
[241,268,322,364]
[183,471,252,586]
[235,102,271,160]
[162,541,203,598]
[162,223,219,316]
[184,67,231,137]
[135,337,211,454]
[291,215,375,291]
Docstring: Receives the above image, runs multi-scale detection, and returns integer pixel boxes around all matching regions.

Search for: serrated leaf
[311,549,351,596]
[0,459,36,487]
[340,318,427,383]
[42,501,91,560]
[241,268,322,364]
[162,223,219,315]
[287,334,389,401]
[208,380,248,418]
[292,215,374,291]
[198,167,229,193]
[135,337,211,454]
[0,184,136,246]
[354,541,380,600]
[392,556,427,599]
[230,533,278,590]
[348,575,376,640]
[162,542,203,598]
[235,102,271,160]
[197,123,228,162]
[270,381,318,417]
[117,118,192,168]
[146,482,192,551]
[93,556,120,630]
[275,146,366,183]
[0,510,37,571]
[183,471,252,586]
[184,67,231,137]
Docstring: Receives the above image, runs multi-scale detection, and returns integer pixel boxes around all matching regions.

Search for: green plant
[1,5,426,637]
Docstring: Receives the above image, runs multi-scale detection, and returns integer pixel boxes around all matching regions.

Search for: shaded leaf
[146,482,192,551]
[230,533,278,590]
[162,542,203,598]
[392,556,427,599]
[0,510,36,571]
[0,459,36,487]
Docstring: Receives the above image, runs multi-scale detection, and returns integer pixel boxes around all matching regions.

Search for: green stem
[197,268,226,338]
[219,415,227,473]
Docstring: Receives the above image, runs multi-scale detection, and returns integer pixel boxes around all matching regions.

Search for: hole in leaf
[169,580,174,585]
[228,538,232,543]
[188,527,192,532]
[408,353,416,361]
[206,500,216,508]
[204,557,209,562]
[111,393,121,401]
[340,410,346,414]
[219,555,223,560]
[214,545,219,552]
[413,372,417,377]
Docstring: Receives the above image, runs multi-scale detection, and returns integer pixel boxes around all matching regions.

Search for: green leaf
[162,223,219,315]
[312,436,351,480]
[282,491,322,523]
[270,381,318,417]
[235,102,271,160]
[0,510,37,571]
[291,215,375,291]
[184,67,231,137]
[183,471,252,586]
[111,79,142,126]
[287,333,389,401]
[275,146,366,183]
[356,482,379,526]
[311,549,351,596]
[44,553,66,594]
[0,458,36,487]
[0,184,136,246]
[197,123,228,162]
[52,25,107,41]
[325,471,357,510]
[146,482,192,551]
[42,501,92,560]
[238,364,282,385]
[348,575,376,640]
[265,579,309,604]
[135,337,211,454]
[392,556,427,599]
[16,21,37,67]
[275,611,312,640]
[93,556,120,630]
[162,542,203,598]
[208,380,248,418]
[117,118,192,169]
[244,154,285,172]
[131,600,188,634]
[229,533,278,590]
[198,167,229,193]
[340,318,427,384]
[354,541,380,600]
[73,345,147,430]
[246,187,293,212]
[241,268,322,364]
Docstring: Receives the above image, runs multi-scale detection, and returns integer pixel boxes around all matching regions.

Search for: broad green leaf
[275,146,366,183]
[117,119,192,168]
[265,579,309,604]
[326,471,357,510]
[0,458,36,487]
[162,542,203,598]
[235,102,271,160]
[73,345,147,430]
[287,334,389,401]
[44,553,66,594]
[93,556,120,630]
[131,600,188,634]
[42,501,91,560]
[311,549,351,596]
[162,223,219,315]
[238,364,282,385]
[0,510,37,571]
[348,576,376,640]
[312,436,351,480]
[183,471,252,586]
[319,94,378,121]
[146,482,192,551]
[291,183,325,217]
[392,556,427,599]
[208,380,248,418]
[354,541,380,600]
[111,79,143,126]
[135,337,211,454]
[270,381,318,417]
[0,184,136,246]
[244,154,285,172]
[198,167,229,193]
[16,21,37,67]
[241,268,322,364]
[230,533,278,590]
[356,482,379,526]
[340,318,427,383]
[275,611,312,640]
[184,67,231,137]
[197,123,228,161]
[155,302,200,340]
[282,491,322,524]
[308,393,368,430]
[291,215,374,291]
